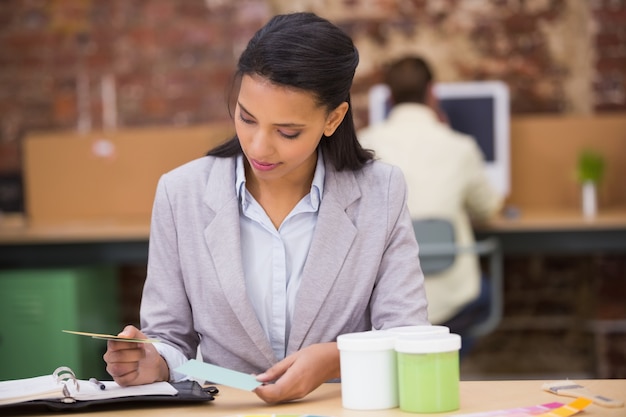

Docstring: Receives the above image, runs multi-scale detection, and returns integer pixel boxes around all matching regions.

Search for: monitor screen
[438,96,495,162]
[367,81,510,195]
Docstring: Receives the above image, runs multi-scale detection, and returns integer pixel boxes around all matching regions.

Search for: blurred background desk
[0,214,150,267]
[3,208,626,267]
[470,207,626,380]
[475,208,626,255]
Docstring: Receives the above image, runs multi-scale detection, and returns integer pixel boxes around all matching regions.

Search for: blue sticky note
[174,359,262,391]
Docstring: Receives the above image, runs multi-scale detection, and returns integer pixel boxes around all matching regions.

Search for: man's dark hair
[385,56,433,104]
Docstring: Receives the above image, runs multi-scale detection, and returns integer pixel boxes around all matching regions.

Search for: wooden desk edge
[9,379,624,417]
[0,214,151,244]
[475,208,626,232]
[3,208,626,244]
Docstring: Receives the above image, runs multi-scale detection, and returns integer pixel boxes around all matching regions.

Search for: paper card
[174,359,262,391]
[62,330,161,343]
[451,398,592,417]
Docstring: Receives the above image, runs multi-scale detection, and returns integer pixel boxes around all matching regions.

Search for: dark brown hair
[208,12,373,171]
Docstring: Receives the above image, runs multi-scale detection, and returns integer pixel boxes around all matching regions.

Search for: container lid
[385,325,449,335]
[395,333,462,353]
[337,331,396,351]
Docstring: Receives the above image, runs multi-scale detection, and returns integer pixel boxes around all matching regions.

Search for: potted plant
[577,149,605,219]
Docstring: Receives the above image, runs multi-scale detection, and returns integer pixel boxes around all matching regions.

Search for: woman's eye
[238,113,255,124]
[279,130,300,139]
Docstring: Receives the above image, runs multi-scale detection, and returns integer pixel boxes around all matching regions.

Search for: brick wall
[592,0,626,111]
[0,0,269,136]
[1,0,625,210]
[1,0,624,144]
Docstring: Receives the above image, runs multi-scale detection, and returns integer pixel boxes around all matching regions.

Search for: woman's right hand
[103,325,170,386]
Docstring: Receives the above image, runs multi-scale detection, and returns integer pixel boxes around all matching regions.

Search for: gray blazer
[140,154,428,375]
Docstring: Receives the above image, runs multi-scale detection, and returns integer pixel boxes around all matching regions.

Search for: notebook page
[68,379,178,401]
[1,375,177,405]
[0,374,64,405]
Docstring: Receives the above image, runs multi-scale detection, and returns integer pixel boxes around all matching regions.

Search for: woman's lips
[250,158,279,171]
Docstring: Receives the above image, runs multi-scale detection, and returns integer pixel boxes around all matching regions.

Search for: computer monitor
[367,81,511,196]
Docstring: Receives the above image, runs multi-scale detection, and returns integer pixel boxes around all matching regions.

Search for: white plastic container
[386,324,450,336]
[337,331,398,410]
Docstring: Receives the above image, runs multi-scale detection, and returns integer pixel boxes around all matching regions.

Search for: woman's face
[235,74,347,185]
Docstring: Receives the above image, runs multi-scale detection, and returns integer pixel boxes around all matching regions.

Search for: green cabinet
[0,267,120,381]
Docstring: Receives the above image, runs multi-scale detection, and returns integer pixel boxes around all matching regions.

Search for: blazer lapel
[202,158,276,365]
[287,162,361,353]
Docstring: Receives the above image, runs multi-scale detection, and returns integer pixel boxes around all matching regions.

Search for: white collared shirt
[236,151,324,360]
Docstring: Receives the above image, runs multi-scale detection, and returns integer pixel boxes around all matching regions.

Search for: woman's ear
[323,102,349,137]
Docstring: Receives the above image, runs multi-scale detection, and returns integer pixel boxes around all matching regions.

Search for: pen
[89,377,106,390]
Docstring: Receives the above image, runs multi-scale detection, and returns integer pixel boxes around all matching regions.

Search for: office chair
[413,218,503,338]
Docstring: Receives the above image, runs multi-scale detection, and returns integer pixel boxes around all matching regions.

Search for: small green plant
[577,149,605,184]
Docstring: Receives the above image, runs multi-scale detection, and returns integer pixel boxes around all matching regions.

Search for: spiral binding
[52,366,80,403]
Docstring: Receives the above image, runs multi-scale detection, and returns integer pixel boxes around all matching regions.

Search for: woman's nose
[249,129,274,156]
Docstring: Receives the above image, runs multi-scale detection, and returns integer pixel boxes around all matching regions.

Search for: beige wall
[23,124,233,225]
[508,113,626,210]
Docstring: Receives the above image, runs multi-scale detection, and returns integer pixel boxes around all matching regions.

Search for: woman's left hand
[253,342,340,404]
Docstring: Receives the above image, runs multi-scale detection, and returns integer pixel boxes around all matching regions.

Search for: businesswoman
[104,12,429,404]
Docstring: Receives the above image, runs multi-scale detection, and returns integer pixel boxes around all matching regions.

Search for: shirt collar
[235,154,247,207]
[235,149,325,210]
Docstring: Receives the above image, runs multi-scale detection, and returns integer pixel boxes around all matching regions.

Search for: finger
[108,366,140,386]
[106,337,150,354]
[118,324,147,339]
[106,325,148,351]
[254,383,286,404]
[103,344,145,364]
[255,377,308,404]
[106,360,137,378]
